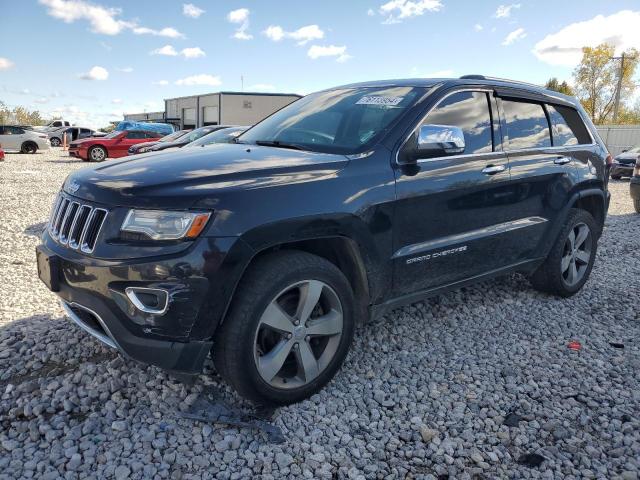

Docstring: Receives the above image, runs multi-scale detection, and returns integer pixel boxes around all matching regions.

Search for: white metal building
[596,125,640,156]
[122,111,166,123]
[164,91,301,129]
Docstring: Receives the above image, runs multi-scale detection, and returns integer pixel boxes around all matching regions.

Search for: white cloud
[0,57,14,70]
[175,74,222,87]
[183,3,204,18]
[502,27,526,46]
[367,8,376,16]
[117,66,133,73]
[151,45,205,58]
[39,0,128,35]
[227,8,253,40]
[181,47,206,58]
[34,97,50,104]
[307,45,352,63]
[39,0,184,38]
[79,65,109,80]
[377,0,442,24]
[132,26,184,38]
[474,23,483,32]
[247,84,276,91]
[112,98,123,104]
[151,45,178,56]
[264,24,324,45]
[533,10,640,67]
[153,80,169,86]
[494,4,520,19]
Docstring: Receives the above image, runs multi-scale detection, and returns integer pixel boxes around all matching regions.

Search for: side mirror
[412,124,465,160]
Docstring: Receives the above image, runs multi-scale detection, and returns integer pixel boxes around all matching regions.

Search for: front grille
[48,194,108,253]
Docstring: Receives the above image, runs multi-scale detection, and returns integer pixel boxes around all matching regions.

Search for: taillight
[606,154,613,166]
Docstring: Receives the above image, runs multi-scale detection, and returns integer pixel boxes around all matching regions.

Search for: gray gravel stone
[0,149,638,479]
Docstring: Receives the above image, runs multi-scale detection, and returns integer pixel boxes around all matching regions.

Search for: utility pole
[612,53,626,124]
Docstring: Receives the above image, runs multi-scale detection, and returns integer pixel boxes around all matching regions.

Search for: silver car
[0,125,50,153]
[48,126,104,147]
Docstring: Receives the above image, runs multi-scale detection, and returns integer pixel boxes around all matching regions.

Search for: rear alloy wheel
[213,251,355,405]
[50,137,61,147]
[530,208,598,297]
[88,146,106,162]
[21,142,37,154]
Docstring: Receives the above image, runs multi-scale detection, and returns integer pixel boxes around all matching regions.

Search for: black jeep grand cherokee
[37,76,610,405]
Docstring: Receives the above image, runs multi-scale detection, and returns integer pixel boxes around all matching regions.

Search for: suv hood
[615,152,639,163]
[64,143,349,209]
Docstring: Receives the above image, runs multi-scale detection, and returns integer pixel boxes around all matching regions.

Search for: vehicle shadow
[23,221,47,237]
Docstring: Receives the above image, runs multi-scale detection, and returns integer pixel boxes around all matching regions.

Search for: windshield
[186,127,247,147]
[104,131,122,139]
[238,86,423,154]
[178,127,217,144]
[159,130,188,143]
[627,145,640,153]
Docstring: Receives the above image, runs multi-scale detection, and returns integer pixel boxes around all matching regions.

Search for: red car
[0,144,4,161]
[69,130,163,162]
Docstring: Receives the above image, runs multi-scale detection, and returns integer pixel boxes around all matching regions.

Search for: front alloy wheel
[254,280,343,389]
[89,146,106,162]
[213,251,355,405]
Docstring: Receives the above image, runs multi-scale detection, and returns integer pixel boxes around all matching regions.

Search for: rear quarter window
[546,104,592,146]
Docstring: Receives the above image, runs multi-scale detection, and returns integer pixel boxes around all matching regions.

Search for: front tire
[530,208,598,297]
[21,142,37,154]
[50,137,61,147]
[88,146,107,162]
[213,251,355,406]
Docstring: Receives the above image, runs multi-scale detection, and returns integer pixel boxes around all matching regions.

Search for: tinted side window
[126,131,146,139]
[5,126,24,135]
[423,91,493,154]
[0,126,4,134]
[502,99,551,150]
[547,104,591,145]
[52,121,62,127]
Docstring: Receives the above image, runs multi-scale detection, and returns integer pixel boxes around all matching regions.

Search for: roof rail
[459,74,543,89]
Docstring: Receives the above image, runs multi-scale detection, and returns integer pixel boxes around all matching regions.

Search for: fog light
[125,287,169,315]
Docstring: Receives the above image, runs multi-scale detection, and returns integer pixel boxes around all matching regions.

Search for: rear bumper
[630,177,640,200]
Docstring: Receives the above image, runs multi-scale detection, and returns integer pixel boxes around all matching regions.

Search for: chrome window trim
[395,87,597,166]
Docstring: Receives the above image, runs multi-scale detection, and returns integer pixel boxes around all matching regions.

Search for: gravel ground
[0,148,639,479]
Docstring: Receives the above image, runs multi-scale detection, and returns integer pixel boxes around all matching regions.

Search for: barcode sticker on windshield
[356,96,404,106]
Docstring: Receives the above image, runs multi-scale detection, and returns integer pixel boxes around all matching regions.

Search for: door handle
[482,164,506,175]
[554,157,572,165]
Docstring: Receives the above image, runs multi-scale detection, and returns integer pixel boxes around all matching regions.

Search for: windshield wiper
[254,140,305,151]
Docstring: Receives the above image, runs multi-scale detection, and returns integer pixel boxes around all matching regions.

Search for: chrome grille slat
[47,193,108,254]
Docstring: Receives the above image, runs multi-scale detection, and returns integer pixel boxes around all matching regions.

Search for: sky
[1,0,639,128]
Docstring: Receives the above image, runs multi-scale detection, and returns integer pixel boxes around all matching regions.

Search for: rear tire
[21,142,37,154]
[634,198,640,214]
[212,251,355,406]
[529,208,598,297]
[50,137,61,147]
[88,146,107,162]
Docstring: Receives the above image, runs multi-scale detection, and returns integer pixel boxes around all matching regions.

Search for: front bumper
[631,176,640,200]
[610,163,635,177]
[37,231,253,373]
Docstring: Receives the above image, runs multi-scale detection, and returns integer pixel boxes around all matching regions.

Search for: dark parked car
[147,126,228,152]
[37,76,610,405]
[183,126,248,148]
[127,129,191,155]
[610,145,640,179]
[630,158,640,212]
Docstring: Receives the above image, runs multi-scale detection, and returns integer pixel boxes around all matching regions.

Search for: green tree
[544,77,574,96]
[0,101,46,126]
[573,43,639,124]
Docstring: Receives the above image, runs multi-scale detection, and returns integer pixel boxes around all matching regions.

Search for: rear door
[393,89,522,295]
[113,131,148,155]
[497,95,577,259]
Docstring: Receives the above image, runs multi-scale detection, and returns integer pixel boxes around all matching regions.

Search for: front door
[0,126,25,151]
[392,89,527,296]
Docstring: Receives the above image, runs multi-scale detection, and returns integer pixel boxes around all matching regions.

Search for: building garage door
[203,106,219,126]
[183,108,196,129]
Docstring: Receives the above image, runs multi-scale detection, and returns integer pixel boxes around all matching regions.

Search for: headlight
[121,210,211,240]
